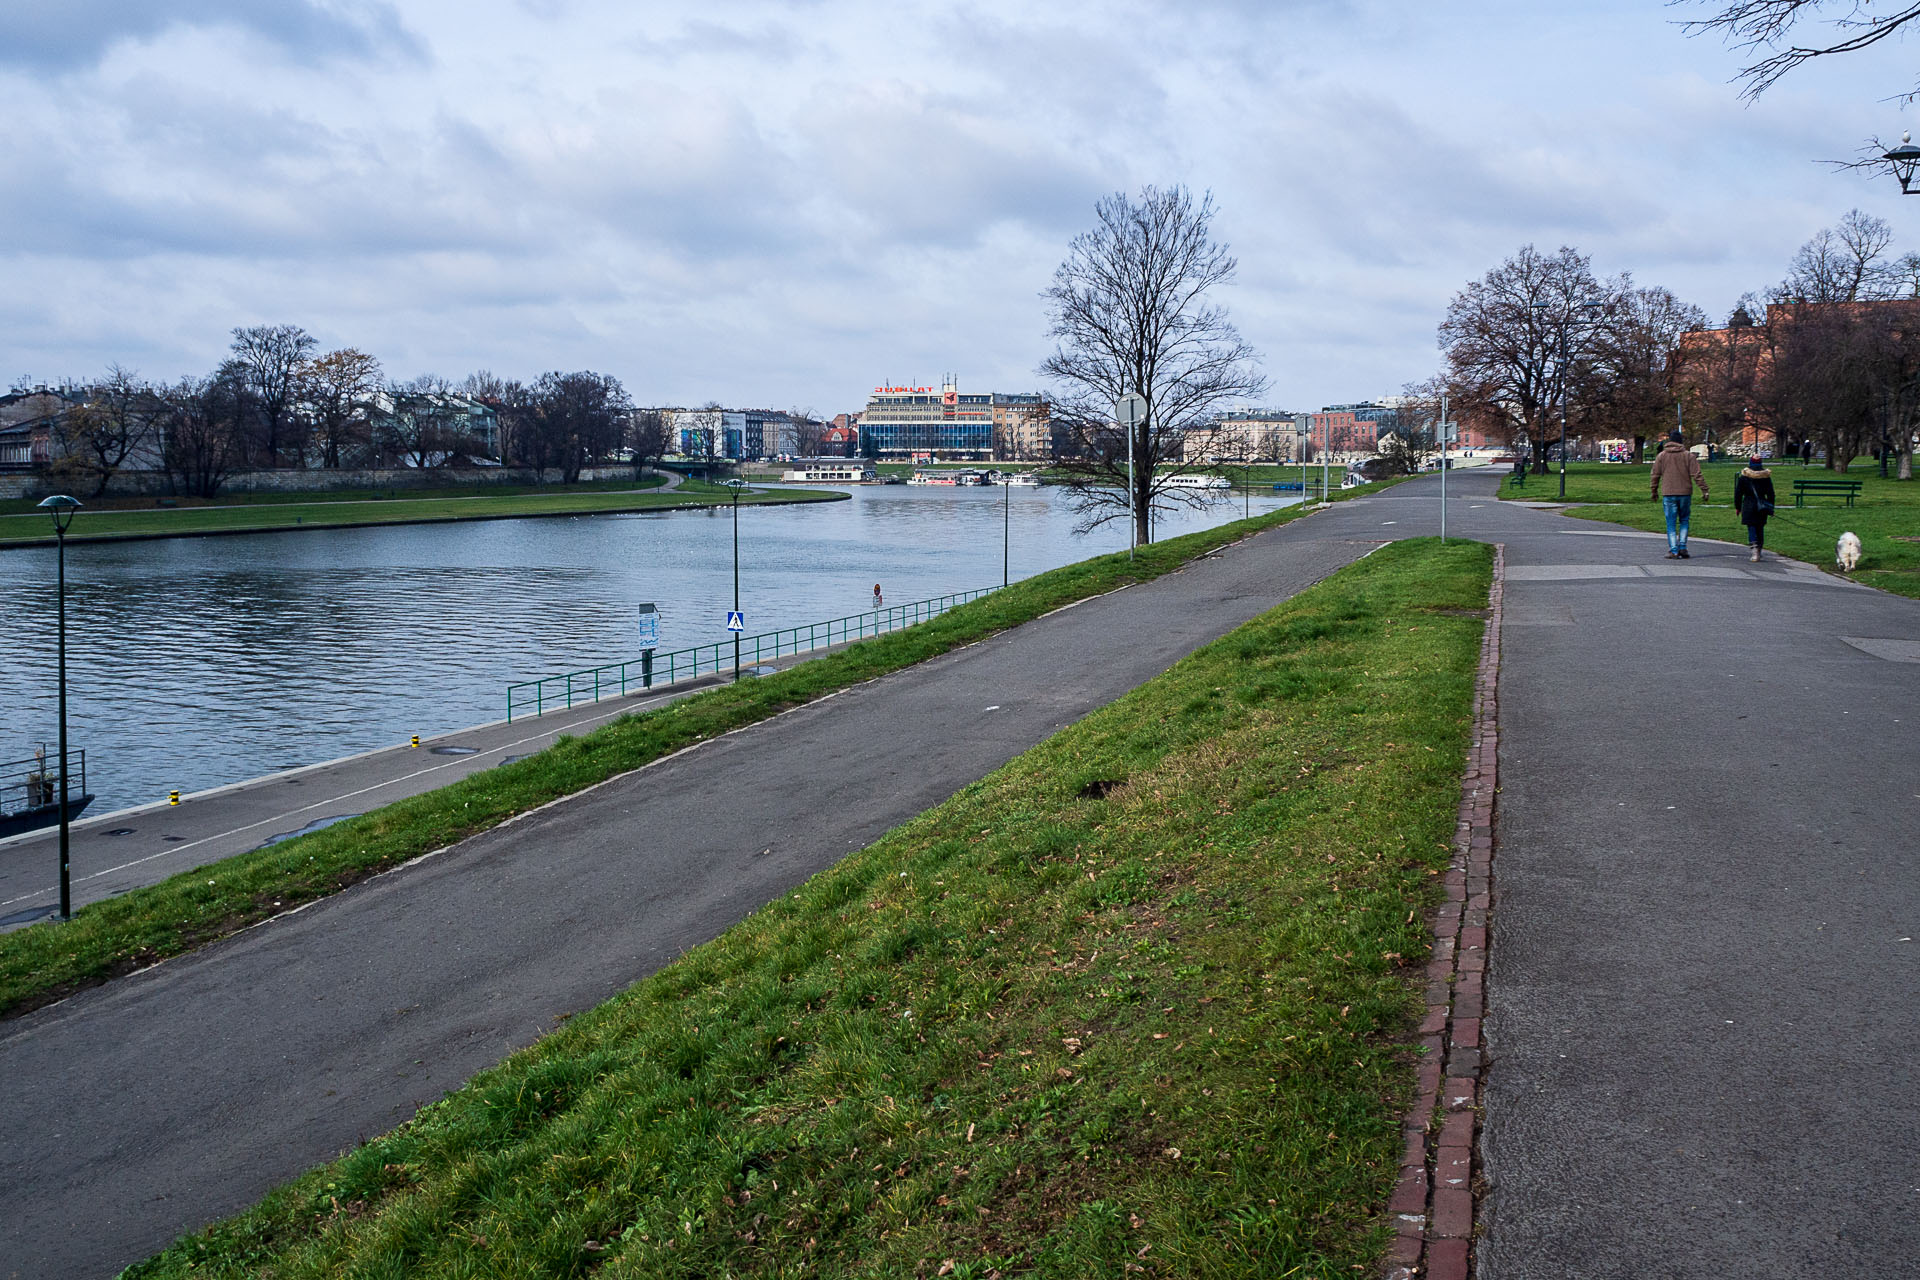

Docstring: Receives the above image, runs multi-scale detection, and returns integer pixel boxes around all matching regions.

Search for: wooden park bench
[1791,477,1863,508]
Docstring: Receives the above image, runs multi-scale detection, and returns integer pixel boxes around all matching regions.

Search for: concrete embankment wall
[2,465,646,501]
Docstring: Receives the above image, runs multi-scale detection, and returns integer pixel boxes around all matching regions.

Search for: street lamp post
[37,495,81,921]
[727,480,745,681]
[1534,299,1608,500]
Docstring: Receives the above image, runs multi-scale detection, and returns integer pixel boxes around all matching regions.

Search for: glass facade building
[860,380,994,460]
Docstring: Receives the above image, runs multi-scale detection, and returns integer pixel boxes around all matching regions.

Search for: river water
[0,484,1300,812]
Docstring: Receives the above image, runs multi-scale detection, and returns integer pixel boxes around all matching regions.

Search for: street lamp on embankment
[37,494,81,921]
[727,479,747,681]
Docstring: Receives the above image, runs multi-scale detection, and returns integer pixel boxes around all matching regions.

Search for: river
[0,484,1301,812]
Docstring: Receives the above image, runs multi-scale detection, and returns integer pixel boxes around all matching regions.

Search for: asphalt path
[0,488,1399,1277]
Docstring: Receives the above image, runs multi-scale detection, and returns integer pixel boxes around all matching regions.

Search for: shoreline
[0,486,848,550]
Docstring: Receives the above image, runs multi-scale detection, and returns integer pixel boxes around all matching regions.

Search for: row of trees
[28,324,664,495]
[1436,246,1708,473]
[1437,210,1920,480]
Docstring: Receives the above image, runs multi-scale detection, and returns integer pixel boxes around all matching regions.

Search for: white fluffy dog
[1837,531,1863,572]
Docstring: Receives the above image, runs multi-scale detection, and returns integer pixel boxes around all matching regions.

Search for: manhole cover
[256,813,361,850]
[107,827,136,836]
[0,905,57,928]
[430,746,480,756]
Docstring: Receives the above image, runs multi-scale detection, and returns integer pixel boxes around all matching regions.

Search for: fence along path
[505,588,1000,721]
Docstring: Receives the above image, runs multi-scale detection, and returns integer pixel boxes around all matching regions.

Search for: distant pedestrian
[1801,437,1814,465]
[1733,454,1775,563]
[873,583,883,608]
[1650,428,1709,559]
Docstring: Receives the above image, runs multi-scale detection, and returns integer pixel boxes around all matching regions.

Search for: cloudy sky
[3,0,1916,414]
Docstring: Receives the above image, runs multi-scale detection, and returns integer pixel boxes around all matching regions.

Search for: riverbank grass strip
[0,479,836,546]
[126,537,1493,1280]
[0,483,1406,1020]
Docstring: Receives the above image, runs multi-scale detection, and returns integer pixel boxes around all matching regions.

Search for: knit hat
[1668,429,1683,443]
[1749,455,1764,469]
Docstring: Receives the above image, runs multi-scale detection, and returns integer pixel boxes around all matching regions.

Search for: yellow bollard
[410,735,420,748]
[169,790,180,806]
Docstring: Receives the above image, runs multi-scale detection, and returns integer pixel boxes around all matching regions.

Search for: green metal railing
[506,587,1000,722]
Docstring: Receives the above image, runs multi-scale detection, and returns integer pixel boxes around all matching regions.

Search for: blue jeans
[1663,495,1691,552]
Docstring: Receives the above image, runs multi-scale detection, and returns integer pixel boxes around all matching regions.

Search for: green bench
[1791,477,1863,508]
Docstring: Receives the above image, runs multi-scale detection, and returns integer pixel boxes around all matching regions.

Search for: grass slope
[1501,460,1920,598]
[127,537,1494,1280]
[0,480,835,547]
[0,482,1405,1022]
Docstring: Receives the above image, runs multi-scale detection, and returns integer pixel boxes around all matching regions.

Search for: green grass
[1499,460,1920,598]
[0,473,674,517]
[124,536,1494,1280]
[0,479,835,547]
[0,478,1409,1022]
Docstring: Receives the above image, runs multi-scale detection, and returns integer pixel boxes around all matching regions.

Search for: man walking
[1650,429,1709,559]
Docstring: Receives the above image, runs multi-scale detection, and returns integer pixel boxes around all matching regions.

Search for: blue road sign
[726,610,745,633]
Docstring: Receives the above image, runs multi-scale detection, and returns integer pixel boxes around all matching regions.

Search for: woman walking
[1734,454,1776,563]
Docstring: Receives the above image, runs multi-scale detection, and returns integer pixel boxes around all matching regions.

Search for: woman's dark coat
[1733,467,1776,527]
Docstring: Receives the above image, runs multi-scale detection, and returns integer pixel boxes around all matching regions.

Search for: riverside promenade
[0,487,1380,1277]
[3,474,1916,1277]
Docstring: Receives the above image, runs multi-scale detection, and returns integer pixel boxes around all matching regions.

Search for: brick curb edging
[1386,542,1504,1280]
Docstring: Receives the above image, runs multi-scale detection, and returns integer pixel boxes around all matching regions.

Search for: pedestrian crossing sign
[726,611,745,633]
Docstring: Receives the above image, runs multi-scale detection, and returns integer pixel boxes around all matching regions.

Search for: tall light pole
[1114,393,1148,560]
[37,495,81,921]
[1534,299,1608,500]
[727,479,746,681]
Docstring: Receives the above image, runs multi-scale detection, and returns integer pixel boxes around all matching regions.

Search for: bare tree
[1585,281,1709,454]
[1679,1,1920,100]
[221,324,316,467]
[306,348,382,468]
[525,371,633,482]
[374,375,464,469]
[1779,209,1896,302]
[789,410,828,457]
[1438,245,1609,474]
[158,374,245,498]
[630,409,670,474]
[1039,186,1265,543]
[54,365,159,495]
[1862,302,1920,478]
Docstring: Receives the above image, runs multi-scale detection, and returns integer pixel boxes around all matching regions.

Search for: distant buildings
[854,379,1050,462]
[0,387,83,473]
[1181,408,1304,463]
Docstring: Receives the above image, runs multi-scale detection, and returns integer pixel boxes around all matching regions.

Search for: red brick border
[1386,543,1503,1280]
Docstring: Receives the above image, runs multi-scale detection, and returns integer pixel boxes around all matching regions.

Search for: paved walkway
[0,488,1394,1278]
[1455,488,1920,1277]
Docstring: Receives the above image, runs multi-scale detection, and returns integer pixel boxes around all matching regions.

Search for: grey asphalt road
[0,489,1402,1278]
